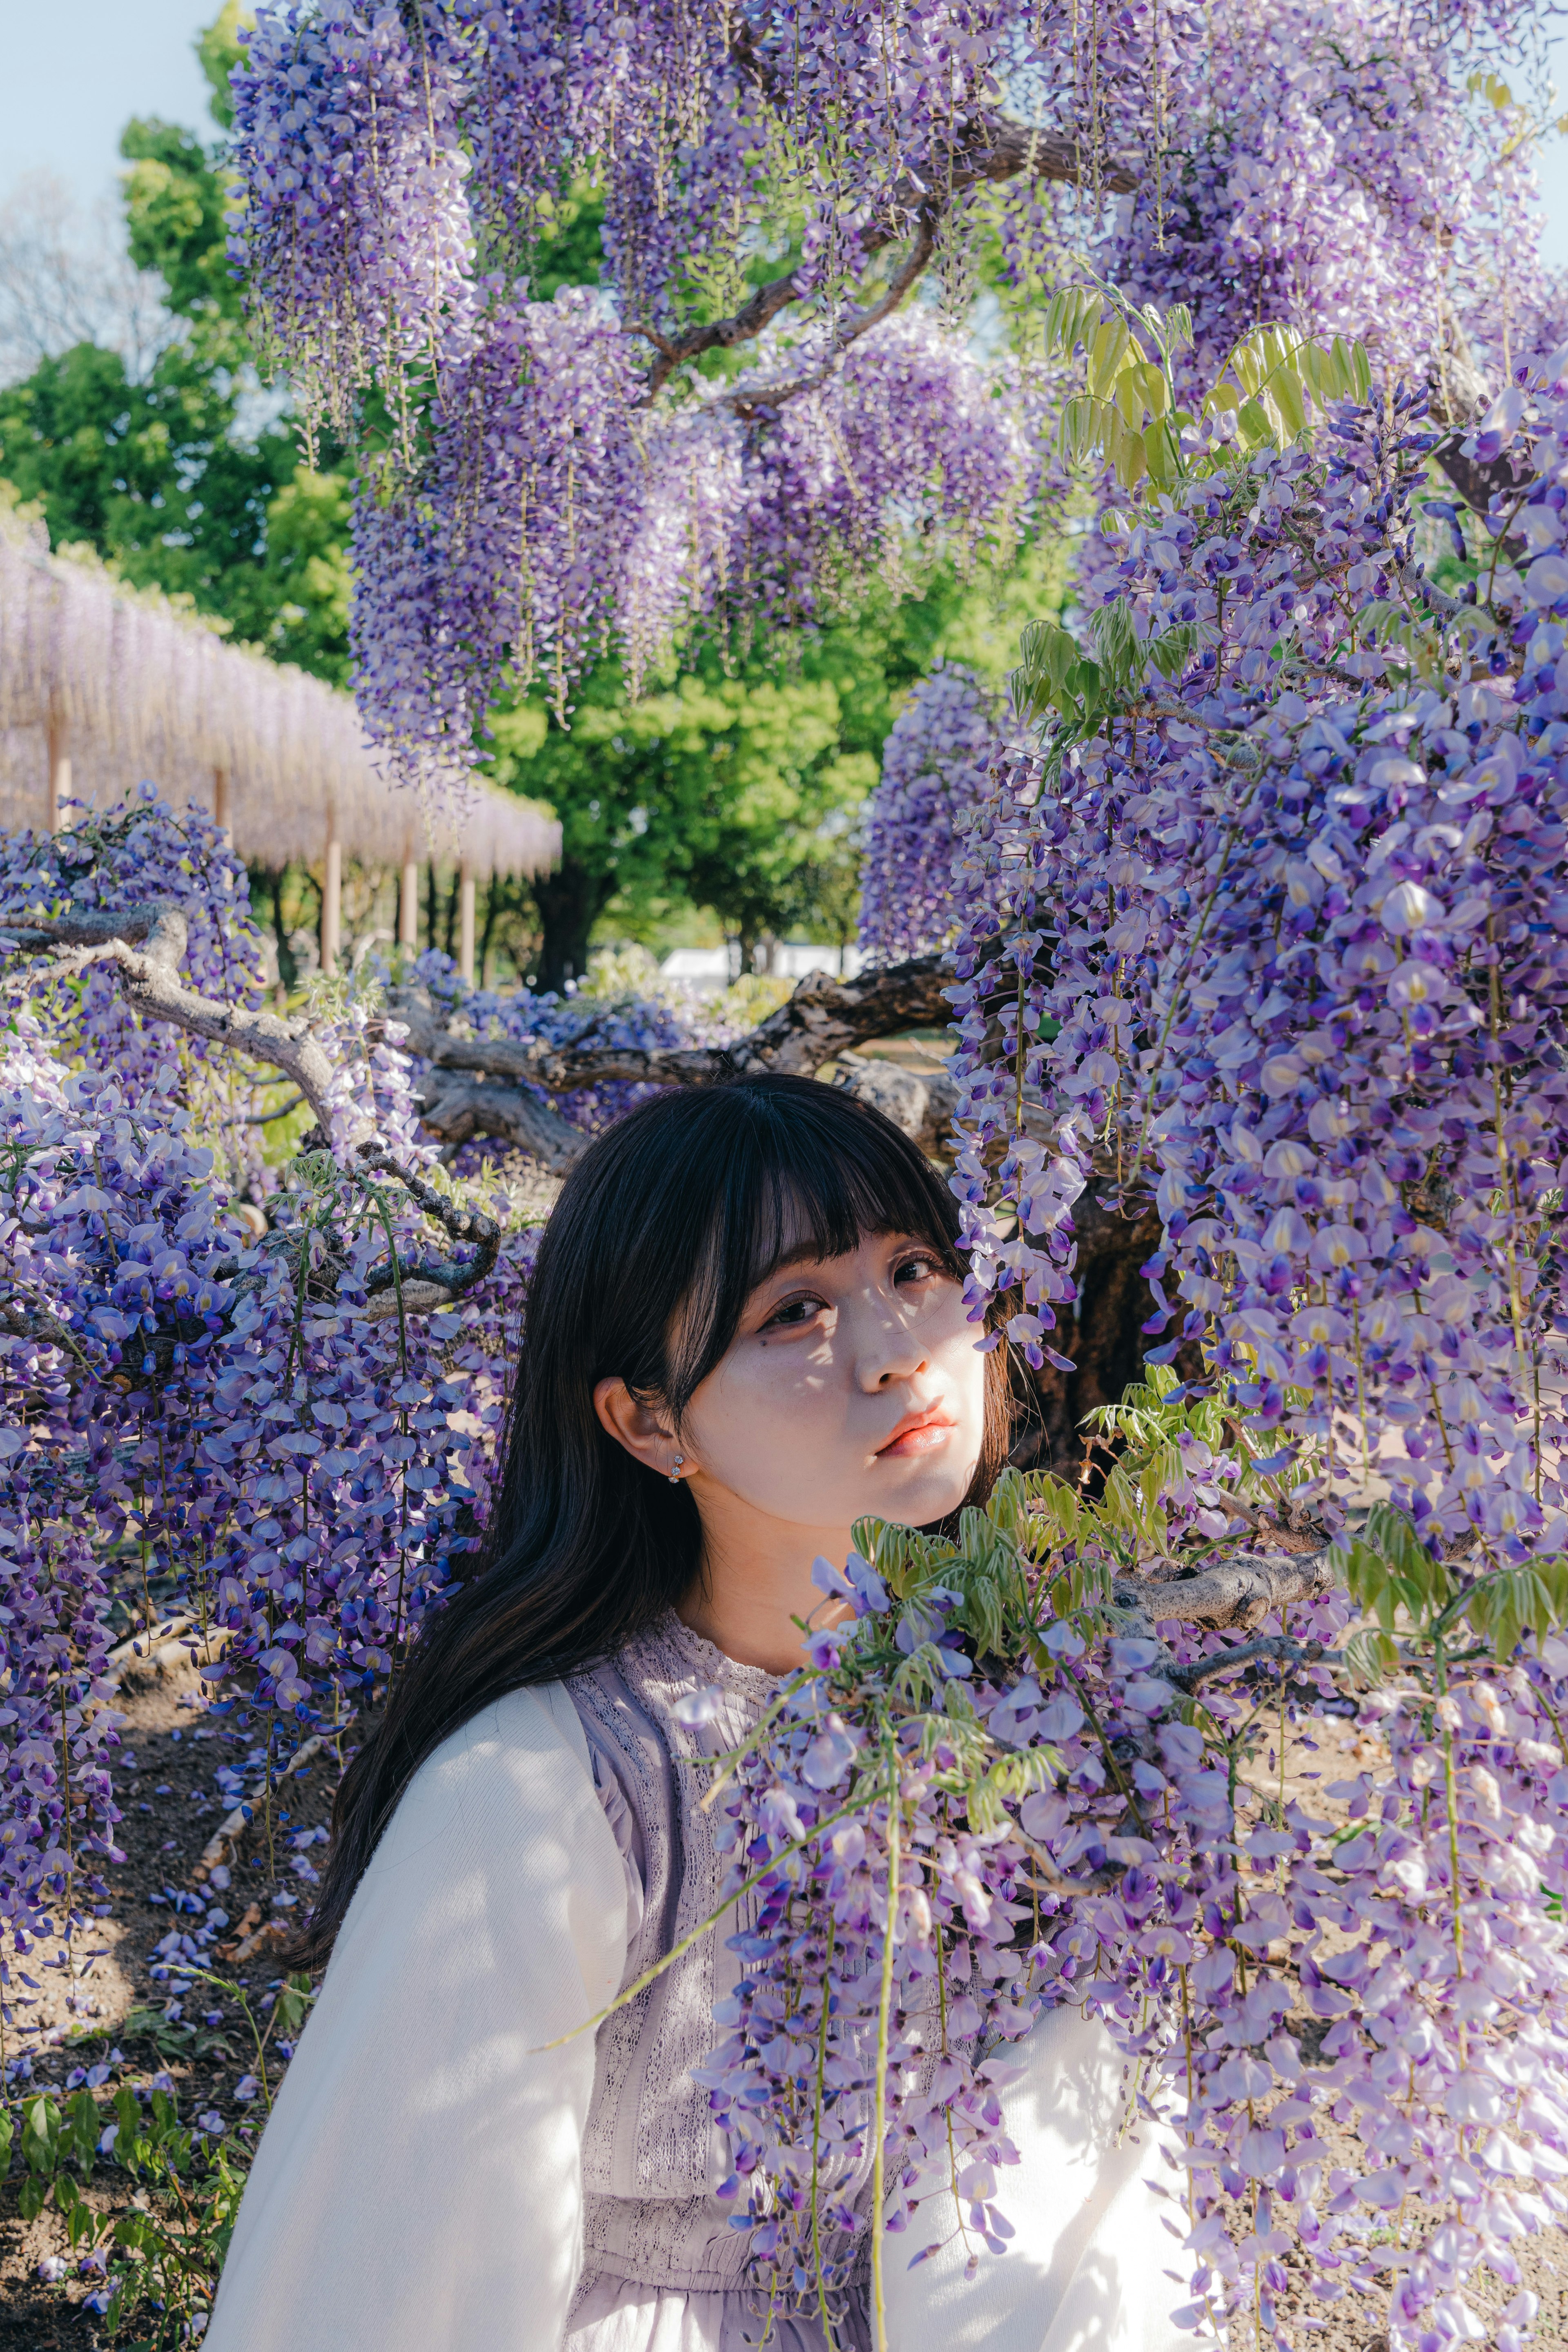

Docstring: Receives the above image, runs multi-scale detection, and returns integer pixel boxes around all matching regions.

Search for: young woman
[205,1075,1181,2352]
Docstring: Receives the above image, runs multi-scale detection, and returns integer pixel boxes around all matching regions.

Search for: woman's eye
[894,1252,942,1287]
[764,1293,827,1331]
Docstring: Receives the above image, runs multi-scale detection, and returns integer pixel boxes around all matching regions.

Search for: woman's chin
[861,1457,977,1530]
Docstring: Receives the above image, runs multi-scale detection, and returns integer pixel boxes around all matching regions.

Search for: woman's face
[678,1227,987,1537]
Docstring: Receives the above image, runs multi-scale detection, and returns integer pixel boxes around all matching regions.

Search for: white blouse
[204,1636,1187,2352]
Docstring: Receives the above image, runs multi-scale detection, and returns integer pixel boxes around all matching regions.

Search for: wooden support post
[46,716,70,834]
[458,861,477,987]
[399,855,419,952]
[322,808,342,976]
[213,766,231,840]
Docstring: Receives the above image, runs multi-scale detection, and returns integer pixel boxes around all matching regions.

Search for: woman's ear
[593,1376,689,1483]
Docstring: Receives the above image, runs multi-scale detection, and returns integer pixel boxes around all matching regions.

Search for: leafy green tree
[487,533,1069,990]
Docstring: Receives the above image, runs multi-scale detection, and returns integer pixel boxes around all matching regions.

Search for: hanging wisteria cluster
[0,792,735,2049]
[1097,3,1565,395]
[227,0,1555,796]
[701,1476,1567,2352]
[951,365,1568,1557]
[0,768,789,2052]
[350,299,1039,774]
[858,662,1006,964]
[0,808,480,2007]
[804,321,1568,2346]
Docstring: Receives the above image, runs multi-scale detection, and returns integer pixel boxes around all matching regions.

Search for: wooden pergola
[0,508,558,978]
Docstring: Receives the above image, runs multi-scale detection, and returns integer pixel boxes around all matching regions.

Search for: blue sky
[1,1,216,201]
[5,4,1568,270]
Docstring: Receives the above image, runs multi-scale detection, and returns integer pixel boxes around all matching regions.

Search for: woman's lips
[875,1412,957,1459]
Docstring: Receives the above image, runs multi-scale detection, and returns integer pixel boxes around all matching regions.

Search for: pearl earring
[668,1454,686,1484]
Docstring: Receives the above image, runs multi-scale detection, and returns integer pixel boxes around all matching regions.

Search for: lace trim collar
[633,1608,782,1710]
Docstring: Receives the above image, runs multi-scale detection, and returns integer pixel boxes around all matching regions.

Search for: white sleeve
[204,1681,628,2352]
[882,1996,1189,2352]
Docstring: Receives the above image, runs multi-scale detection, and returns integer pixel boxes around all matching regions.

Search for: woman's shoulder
[329,1679,629,2008]
[371,1681,600,1880]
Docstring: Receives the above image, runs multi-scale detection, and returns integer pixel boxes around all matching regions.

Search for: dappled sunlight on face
[679,1227,986,1541]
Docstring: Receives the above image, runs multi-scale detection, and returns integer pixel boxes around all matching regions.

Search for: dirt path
[0,1661,336,2346]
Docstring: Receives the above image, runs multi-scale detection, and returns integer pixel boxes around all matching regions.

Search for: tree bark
[1007,1188,1176,1477]
[477,875,500,987]
[532,857,613,995]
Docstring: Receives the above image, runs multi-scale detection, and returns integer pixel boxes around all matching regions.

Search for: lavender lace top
[565,1612,874,2351]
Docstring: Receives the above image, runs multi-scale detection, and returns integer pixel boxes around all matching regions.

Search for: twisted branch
[410,1074,592,1176]
[356,1143,499,1305]
[392,951,952,1094]
[394,953,959,1167]
[0,908,505,1346]
[7,905,343,1134]
[1114,1545,1339,1635]
[641,120,1137,398]
[1169,1631,1344,1695]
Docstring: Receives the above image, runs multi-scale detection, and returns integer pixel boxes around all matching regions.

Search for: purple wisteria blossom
[858,663,1004,964]
[227,1,1557,807]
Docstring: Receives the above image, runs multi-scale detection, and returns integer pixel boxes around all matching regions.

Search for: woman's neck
[677,1489,853,1675]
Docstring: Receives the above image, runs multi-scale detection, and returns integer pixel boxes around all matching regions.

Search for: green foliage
[851,1462,1119,1668]
[489,535,1072,981]
[523,181,610,301]
[11,1969,313,2345]
[1331,1501,1568,1668]
[196,1,249,131]
[1042,283,1370,493]
[120,116,240,327]
[1075,1359,1307,1552]
[9,2079,246,2346]
[1012,601,1197,736]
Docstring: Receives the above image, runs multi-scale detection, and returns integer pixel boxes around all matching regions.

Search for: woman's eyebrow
[761,1240,844,1278]
[757,1229,905,1282]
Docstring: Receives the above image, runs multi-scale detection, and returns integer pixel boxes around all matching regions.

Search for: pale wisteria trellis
[0,503,559,872]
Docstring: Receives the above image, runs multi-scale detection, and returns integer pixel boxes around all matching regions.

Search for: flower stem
[871,1760,902,2352]
[1434,1646,1468,2068]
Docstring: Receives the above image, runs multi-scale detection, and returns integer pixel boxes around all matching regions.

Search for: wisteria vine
[807,324,1568,2348]
[0,795,734,2060]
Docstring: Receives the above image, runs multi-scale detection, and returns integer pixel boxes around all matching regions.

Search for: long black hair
[297,1072,1011,1967]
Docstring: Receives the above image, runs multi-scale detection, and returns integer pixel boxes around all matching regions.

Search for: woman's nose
[853,1302,927,1391]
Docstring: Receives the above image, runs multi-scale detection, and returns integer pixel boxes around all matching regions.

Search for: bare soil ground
[0,1659,336,2347]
